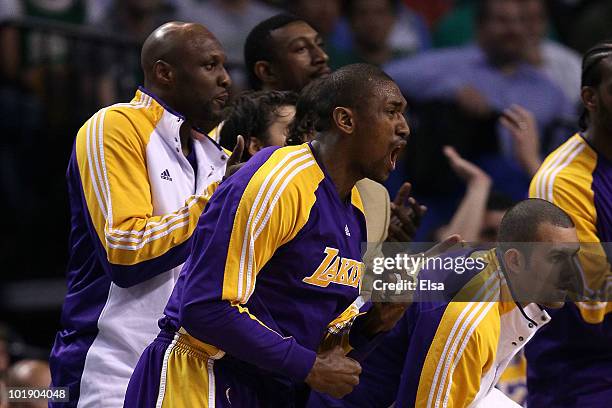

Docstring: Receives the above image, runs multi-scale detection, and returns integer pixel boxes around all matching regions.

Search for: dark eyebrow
[202,52,224,62]
[387,99,407,112]
[549,247,580,257]
[287,34,318,48]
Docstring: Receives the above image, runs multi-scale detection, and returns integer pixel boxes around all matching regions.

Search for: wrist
[466,176,492,190]
[520,156,541,176]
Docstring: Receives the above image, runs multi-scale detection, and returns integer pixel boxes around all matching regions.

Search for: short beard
[190,100,223,133]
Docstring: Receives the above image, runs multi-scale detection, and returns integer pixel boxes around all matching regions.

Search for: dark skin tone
[310,80,409,199]
[252,21,426,240]
[255,21,331,92]
[141,22,245,162]
[306,79,418,397]
[387,182,427,242]
[582,57,612,161]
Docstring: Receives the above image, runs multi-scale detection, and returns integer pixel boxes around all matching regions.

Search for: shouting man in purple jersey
[124,63,414,407]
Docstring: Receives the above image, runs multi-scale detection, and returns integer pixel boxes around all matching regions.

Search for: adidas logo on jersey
[345,225,351,237]
[161,169,172,181]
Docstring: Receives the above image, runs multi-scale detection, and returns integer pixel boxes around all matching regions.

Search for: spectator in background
[338,0,397,67]
[385,0,575,200]
[175,0,280,89]
[219,90,297,160]
[6,360,51,408]
[333,0,429,68]
[436,146,515,242]
[433,0,582,107]
[327,0,430,69]
[523,0,582,107]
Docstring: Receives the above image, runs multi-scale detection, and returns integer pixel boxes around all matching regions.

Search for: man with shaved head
[49,22,239,407]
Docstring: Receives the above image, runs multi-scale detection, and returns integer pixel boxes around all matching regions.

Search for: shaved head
[139,21,231,132]
[141,22,217,84]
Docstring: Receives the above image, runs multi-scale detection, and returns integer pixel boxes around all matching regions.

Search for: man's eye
[551,255,565,264]
[204,63,215,71]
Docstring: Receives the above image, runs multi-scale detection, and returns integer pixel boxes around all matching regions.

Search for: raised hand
[387,182,427,242]
[223,135,245,179]
[443,146,491,186]
[500,104,542,176]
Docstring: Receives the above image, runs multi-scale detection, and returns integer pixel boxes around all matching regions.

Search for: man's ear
[503,248,525,276]
[247,137,263,156]
[153,60,173,86]
[254,61,276,86]
[581,86,597,114]
[332,107,355,134]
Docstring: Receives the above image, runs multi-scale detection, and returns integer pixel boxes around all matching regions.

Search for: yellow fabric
[415,301,499,407]
[221,144,323,303]
[208,121,223,143]
[160,334,216,408]
[76,90,219,265]
[415,257,501,408]
[319,300,365,353]
[530,134,612,323]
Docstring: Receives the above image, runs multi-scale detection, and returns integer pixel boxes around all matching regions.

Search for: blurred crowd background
[1,0,611,402]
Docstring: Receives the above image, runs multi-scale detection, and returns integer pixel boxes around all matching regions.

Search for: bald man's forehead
[142,21,222,66]
[184,35,226,62]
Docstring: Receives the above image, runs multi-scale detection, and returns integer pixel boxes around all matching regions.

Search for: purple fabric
[126,330,310,407]
[526,144,612,407]
[49,146,112,407]
[123,332,170,408]
[162,144,367,386]
[186,140,198,176]
[526,304,612,407]
[50,140,194,405]
[308,301,446,407]
[592,153,612,243]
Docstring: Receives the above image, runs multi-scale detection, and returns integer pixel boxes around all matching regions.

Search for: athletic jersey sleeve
[179,150,320,381]
[75,108,219,287]
[414,302,498,408]
[530,166,612,323]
